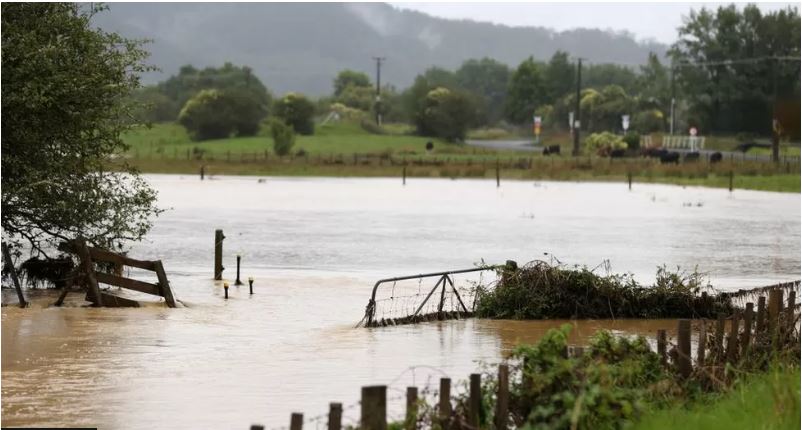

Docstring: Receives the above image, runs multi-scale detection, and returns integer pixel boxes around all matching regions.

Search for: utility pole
[572,58,582,156]
[373,56,385,126]
[670,65,676,135]
[771,57,779,163]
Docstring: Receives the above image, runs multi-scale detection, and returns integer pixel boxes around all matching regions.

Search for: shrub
[178,88,266,140]
[273,92,315,135]
[623,131,641,150]
[584,132,627,156]
[632,109,664,133]
[414,87,477,142]
[269,118,295,156]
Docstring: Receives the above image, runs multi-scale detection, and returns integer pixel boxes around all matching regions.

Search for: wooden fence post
[250,425,265,430]
[76,239,103,307]
[328,403,342,430]
[714,313,726,362]
[496,364,509,430]
[657,329,667,366]
[756,296,767,335]
[214,229,225,280]
[469,374,481,429]
[726,312,740,363]
[786,290,796,335]
[696,320,706,366]
[405,387,418,430]
[768,289,783,336]
[289,413,303,430]
[496,159,500,188]
[742,303,754,355]
[677,319,692,379]
[439,378,451,430]
[361,386,387,430]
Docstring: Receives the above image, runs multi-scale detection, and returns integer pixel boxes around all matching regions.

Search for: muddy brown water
[2,176,799,429]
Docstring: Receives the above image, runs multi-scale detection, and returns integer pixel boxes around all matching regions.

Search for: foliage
[511,325,665,429]
[585,132,627,155]
[413,87,478,142]
[130,86,177,123]
[335,84,375,112]
[632,109,665,134]
[269,118,295,156]
[669,4,800,136]
[333,69,371,96]
[637,52,671,111]
[1,2,161,257]
[544,51,576,104]
[178,89,234,140]
[623,131,641,151]
[273,92,316,135]
[504,57,547,124]
[456,58,511,125]
[474,261,732,319]
[156,62,271,121]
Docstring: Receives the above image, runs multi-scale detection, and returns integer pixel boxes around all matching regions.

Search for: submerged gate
[356,266,499,328]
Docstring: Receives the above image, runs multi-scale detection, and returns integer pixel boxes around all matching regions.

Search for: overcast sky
[389,2,797,44]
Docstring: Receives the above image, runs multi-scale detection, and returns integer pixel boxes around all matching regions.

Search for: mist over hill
[93,2,668,96]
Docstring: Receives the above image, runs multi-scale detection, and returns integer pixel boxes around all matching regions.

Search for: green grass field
[120,123,800,192]
[634,366,800,430]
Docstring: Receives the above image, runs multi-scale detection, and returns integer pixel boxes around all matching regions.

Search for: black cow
[543,145,561,156]
[610,148,627,158]
[660,152,680,164]
[710,152,723,163]
[643,147,668,158]
[684,152,700,162]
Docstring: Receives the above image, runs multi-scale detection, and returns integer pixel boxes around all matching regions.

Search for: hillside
[93,3,667,96]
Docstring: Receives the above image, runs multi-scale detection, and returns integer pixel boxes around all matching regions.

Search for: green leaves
[2,3,161,257]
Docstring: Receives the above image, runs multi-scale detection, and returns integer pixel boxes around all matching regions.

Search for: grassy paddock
[121,123,800,192]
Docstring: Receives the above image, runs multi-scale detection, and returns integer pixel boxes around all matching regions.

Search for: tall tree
[2,3,161,256]
[455,58,510,124]
[544,51,576,103]
[504,57,547,125]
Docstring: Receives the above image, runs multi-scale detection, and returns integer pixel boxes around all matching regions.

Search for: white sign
[574,120,581,128]
[533,116,542,126]
[569,111,575,129]
[622,115,630,131]
[689,127,698,136]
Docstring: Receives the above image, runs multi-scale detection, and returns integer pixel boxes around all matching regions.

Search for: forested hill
[93,2,667,95]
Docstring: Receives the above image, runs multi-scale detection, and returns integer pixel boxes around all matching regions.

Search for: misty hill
[94,3,668,96]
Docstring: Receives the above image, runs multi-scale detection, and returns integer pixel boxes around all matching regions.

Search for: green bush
[633,109,664,134]
[584,132,627,155]
[269,118,295,156]
[414,87,477,142]
[624,131,641,150]
[273,92,315,135]
[178,88,265,140]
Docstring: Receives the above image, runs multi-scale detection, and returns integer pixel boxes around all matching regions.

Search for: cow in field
[543,145,561,156]
[610,148,627,158]
[660,152,680,164]
[709,152,723,163]
[684,152,701,162]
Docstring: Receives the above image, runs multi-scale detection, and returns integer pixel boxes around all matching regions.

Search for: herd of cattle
[542,144,724,164]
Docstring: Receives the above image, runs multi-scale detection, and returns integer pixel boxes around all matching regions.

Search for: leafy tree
[632,109,665,134]
[544,51,576,103]
[130,86,177,123]
[333,69,371,96]
[273,92,316,135]
[1,3,161,256]
[269,119,295,156]
[504,57,547,124]
[413,87,477,142]
[637,52,670,111]
[335,84,374,112]
[583,63,638,94]
[456,58,510,124]
[157,62,272,121]
[670,4,800,136]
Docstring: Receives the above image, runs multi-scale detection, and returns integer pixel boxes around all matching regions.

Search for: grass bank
[121,123,801,192]
[634,366,800,430]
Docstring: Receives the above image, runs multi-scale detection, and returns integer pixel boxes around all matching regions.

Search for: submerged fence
[252,286,799,430]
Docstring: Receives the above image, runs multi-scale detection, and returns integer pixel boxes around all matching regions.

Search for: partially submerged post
[677,319,692,379]
[496,159,500,188]
[656,329,667,366]
[290,413,303,430]
[235,254,243,285]
[439,378,451,430]
[328,403,342,430]
[468,374,481,429]
[495,364,509,430]
[405,387,418,430]
[214,229,225,280]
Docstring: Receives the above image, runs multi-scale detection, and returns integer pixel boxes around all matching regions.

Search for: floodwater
[2,175,800,429]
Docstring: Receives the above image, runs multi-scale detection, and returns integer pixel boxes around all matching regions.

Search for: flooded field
[3,175,800,429]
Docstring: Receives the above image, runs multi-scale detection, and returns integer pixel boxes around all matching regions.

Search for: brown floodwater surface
[2,176,799,429]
